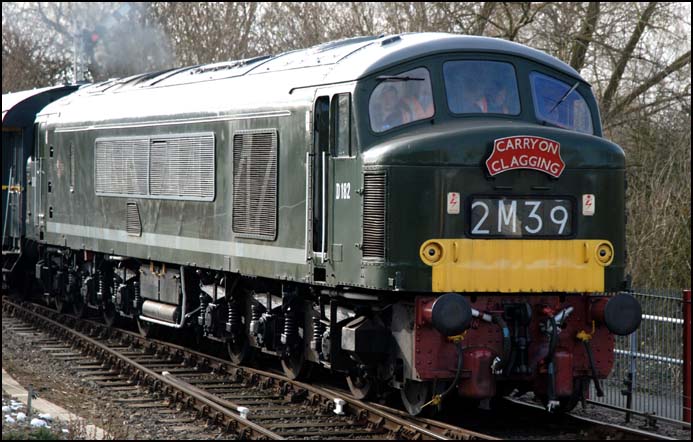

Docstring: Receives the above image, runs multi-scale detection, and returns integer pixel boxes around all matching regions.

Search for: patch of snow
[38,413,53,421]
[5,415,16,424]
[15,411,27,422]
[30,418,48,427]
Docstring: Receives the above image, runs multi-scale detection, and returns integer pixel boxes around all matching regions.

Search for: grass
[3,426,64,440]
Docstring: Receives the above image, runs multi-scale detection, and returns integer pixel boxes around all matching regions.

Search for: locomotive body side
[33,71,316,283]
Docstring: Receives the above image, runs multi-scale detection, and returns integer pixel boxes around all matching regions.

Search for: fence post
[628,329,638,420]
[27,384,33,420]
[683,289,691,424]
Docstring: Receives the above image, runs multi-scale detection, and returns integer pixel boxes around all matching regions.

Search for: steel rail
[3,298,282,440]
[359,395,501,440]
[3,297,492,440]
[503,396,676,440]
[585,399,691,429]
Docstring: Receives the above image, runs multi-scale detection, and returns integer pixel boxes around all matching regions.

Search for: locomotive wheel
[102,303,117,327]
[281,348,311,380]
[137,317,157,338]
[53,296,68,313]
[226,337,252,365]
[401,380,433,416]
[540,377,587,414]
[346,373,373,400]
[72,296,87,318]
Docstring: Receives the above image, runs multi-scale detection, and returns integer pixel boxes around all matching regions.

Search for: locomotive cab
[339,41,641,413]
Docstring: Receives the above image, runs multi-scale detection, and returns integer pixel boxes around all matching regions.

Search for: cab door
[310,91,357,284]
[311,96,330,272]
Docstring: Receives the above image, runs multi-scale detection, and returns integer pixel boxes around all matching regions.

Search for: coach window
[530,72,593,134]
[332,93,351,157]
[369,67,434,133]
[443,61,520,115]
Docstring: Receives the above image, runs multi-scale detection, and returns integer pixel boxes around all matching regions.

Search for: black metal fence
[590,289,687,422]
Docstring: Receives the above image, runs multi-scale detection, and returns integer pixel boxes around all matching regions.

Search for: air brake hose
[577,321,604,397]
[492,314,512,375]
[545,316,559,410]
[583,340,604,397]
[424,341,464,408]
[545,316,558,362]
[443,341,464,398]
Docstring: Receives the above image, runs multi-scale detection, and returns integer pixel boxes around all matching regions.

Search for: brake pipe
[554,306,574,330]
[577,321,604,397]
[544,315,559,411]
[469,309,512,377]
[423,339,465,409]
[471,308,494,323]
[493,314,512,376]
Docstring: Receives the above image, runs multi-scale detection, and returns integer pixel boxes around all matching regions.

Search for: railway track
[2,296,678,440]
[2,296,492,440]
[497,397,680,440]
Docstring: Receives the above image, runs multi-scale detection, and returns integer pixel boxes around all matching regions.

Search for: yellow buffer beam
[420,239,614,293]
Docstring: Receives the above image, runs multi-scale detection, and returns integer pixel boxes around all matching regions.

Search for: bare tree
[2,24,70,93]
[569,2,600,71]
[149,2,259,65]
[472,2,497,35]
[4,2,175,82]
[600,2,658,116]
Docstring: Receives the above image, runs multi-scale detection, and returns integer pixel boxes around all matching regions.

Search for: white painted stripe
[47,222,306,265]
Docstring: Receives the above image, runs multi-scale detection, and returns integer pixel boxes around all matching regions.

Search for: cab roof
[74,33,586,95]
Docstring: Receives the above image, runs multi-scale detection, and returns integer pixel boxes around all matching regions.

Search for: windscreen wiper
[539,119,567,130]
[375,76,424,82]
[548,81,580,114]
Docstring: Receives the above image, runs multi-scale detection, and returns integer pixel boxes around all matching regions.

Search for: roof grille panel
[232,130,278,240]
[362,173,386,259]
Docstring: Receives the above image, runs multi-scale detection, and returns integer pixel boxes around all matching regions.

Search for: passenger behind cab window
[381,85,411,130]
[487,81,510,114]
[369,67,434,133]
[402,70,434,121]
[444,60,520,116]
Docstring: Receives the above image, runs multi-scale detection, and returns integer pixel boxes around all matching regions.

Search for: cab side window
[332,93,351,157]
[369,67,434,133]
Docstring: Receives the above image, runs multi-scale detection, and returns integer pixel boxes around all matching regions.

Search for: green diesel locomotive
[2,33,641,414]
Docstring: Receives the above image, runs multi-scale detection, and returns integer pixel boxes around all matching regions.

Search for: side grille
[126,201,142,237]
[232,130,278,240]
[149,134,215,200]
[362,173,386,259]
[94,134,215,201]
[95,138,149,196]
